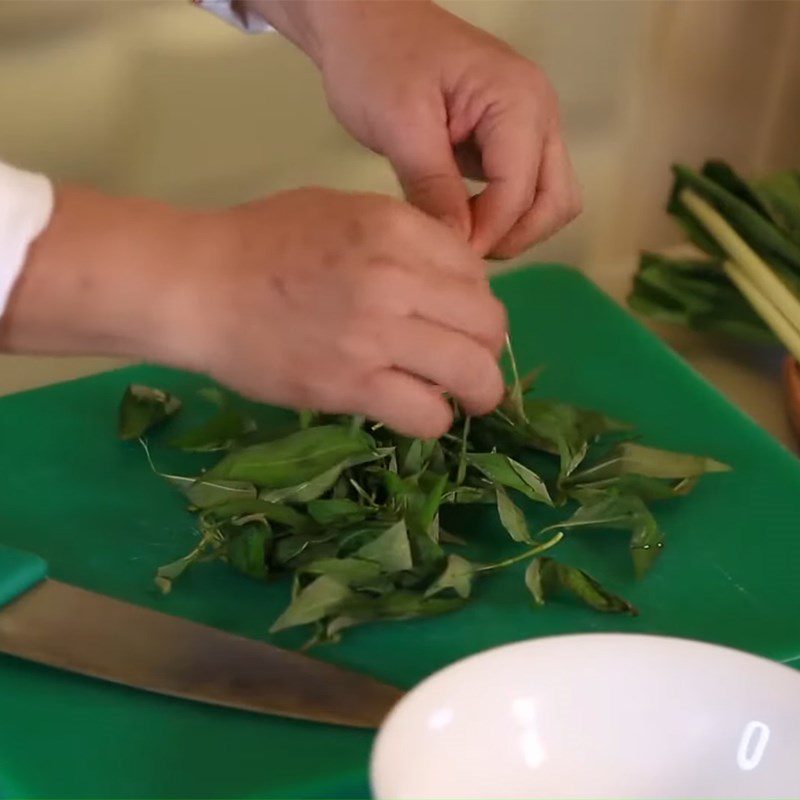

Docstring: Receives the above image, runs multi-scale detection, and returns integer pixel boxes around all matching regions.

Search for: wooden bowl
[783,356,800,442]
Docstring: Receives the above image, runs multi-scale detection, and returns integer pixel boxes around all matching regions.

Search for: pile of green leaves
[118,356,728,647]
[629,161,800,353]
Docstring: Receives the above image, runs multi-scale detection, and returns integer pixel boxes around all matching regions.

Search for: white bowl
[371,634,800,799]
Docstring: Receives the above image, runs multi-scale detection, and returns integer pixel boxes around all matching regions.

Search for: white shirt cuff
[193,0,272,33]
[0,162,54,317]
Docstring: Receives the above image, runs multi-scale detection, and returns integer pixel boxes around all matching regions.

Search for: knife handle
[0,544,47,608]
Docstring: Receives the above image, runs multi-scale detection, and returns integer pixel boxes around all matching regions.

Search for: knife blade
[0,544,402,728]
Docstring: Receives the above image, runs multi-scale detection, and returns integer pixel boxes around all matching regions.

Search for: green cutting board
[1,265,799,799]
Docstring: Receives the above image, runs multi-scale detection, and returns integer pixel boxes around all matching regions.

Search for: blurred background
[1,0,799,437]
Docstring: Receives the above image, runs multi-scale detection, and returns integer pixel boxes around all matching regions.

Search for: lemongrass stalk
[681,189,800,335]
[724,259,800,362]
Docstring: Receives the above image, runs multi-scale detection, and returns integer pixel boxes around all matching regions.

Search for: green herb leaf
[525,557,637,614]
[169,389,255,451]
[495,485,532,543]
[118,384,181,440]
[467,453,552,505]
[571,442,730,482]
[226,522,272,580]
[424,554,473,599]
[269,575,355,633]
[259,464,345,504]
[300,557,383,586]
[553,491,664,578]
[203,498,311,531]
[166,474,258,508]
[206,425,375,488]
[523,398,629,477]
[307,498,369,526]
[355,520,413,572]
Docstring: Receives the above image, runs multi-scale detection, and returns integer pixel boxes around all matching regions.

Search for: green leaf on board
[118,384,181,441]
[467,452,552,505]
[169,388,255,452]
[355,520,413,572]
[495,484,532,543]
[525,557,637,615]
[424,554,474,599]
[206,425,376,488]
[269,575,354,633]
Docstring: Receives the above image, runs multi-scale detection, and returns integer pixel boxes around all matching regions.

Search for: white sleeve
[0,162,54,317]
[192,0,272,33]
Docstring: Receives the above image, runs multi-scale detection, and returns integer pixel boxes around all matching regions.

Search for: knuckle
[351,265,410,312]
[333,319,385,367]
[376,198,416,240]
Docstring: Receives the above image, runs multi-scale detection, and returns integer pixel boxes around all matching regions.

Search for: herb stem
[474,531,564,573]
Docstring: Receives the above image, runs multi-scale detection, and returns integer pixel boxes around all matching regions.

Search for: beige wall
[0,0,797,391]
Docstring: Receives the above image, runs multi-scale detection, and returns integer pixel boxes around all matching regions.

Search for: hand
[4,186,506,438]
[253,0,582,258]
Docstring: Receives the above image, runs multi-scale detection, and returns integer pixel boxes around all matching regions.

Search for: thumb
[386,121,472,240]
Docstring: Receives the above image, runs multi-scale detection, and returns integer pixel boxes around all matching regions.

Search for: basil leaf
[525,557,637,615]
[522,398,629,477]
[307,498,369,526]
[118,384,181,440]
[166,474,257,508]
[203,498,311,531]
[258,464,344,503]
[555,491,664,578]
[226,522,272,580]
[269,575,354,633]
[206,426,375,488]
[300,557,383,586]
[169,389,255,452]
[355,520,413,572]
[467,453,552,505]
[495,485,532,543]
[572,442,729,482]
[424,554,473,599]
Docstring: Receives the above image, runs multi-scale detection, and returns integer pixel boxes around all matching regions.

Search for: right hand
[181,188,507,438]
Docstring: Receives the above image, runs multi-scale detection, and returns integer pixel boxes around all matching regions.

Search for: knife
[0,543,402,728]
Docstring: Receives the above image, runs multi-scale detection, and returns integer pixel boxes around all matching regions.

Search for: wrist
[243,0,324,66]
[0,185,204,366]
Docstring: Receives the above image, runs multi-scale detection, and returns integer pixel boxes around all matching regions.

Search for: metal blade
[0,579,402,728]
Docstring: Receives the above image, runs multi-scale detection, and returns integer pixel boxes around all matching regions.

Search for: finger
[359,369,453,439]
[385,113,472,240]
[413,277,507,356]
[468,104,547,257]
[375,200,487,282]
[350,267,507,355]
[380,316,505,415]
[491,132,581,259]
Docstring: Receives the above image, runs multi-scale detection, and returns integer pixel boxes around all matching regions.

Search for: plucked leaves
[118,384,181,440]
[131,375,727,643]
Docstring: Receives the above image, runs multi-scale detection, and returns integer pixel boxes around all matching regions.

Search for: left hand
[253,0,582,258]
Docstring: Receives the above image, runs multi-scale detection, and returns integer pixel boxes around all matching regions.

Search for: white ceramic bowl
[371,634,800,799]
